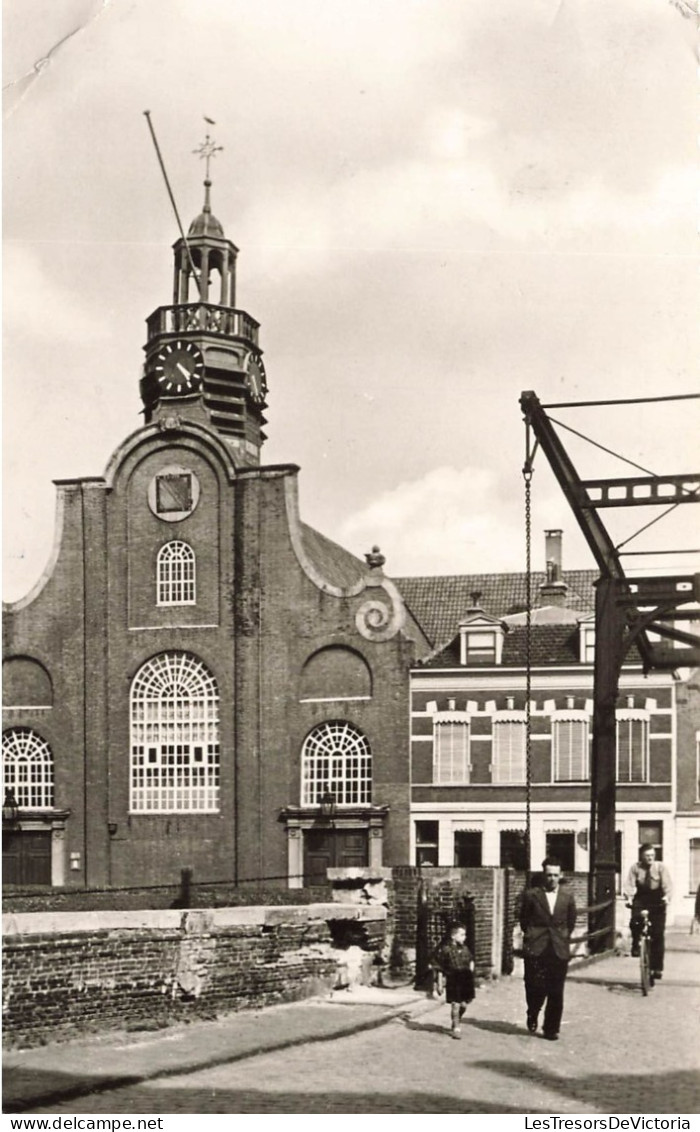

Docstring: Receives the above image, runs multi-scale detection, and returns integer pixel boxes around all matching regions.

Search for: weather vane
[193,118,223,180]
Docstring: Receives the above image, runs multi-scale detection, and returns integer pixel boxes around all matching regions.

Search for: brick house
[673,664,700,920]
[2,181,428,891]
[399,530,697,924]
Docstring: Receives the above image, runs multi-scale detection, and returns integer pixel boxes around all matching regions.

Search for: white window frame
[579,620,595,664]
[459,623,504,666]
[615,710,650,783]
[689,837,700,894]
[2,728,54,809]
[130,651,220,813]
[491,712,527,784]
[301,720,372,806]
[157,540,196,606]
[551,710,590,782]
[433,711,471,784]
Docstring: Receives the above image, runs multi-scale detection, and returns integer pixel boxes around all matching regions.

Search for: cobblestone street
[27,938,700,1115]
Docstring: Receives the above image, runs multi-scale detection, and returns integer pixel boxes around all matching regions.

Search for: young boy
[430,922,475,1039]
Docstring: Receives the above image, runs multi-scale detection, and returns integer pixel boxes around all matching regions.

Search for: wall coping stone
[327,867,393,880]
[2,903,386,938]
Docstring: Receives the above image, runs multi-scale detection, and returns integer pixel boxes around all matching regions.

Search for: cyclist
[624,843,672,980]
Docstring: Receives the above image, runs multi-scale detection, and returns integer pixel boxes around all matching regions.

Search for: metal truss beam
[519,390,699,954]
[579,474,700,508]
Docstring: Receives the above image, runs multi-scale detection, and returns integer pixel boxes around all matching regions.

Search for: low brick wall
[387,866,505,978]
[2,903,386,1049]
[2,882,332,915]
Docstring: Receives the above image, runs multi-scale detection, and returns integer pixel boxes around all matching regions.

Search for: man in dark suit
[519,856,577,1041]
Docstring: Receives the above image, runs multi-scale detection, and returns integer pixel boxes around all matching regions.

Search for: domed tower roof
[188,179,225,239]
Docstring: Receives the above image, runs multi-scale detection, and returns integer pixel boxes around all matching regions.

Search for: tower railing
[147,304,260,345]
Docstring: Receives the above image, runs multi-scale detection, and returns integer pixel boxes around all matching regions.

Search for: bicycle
[638,908,654,996]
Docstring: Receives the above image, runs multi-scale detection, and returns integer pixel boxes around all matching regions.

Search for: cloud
[3,243,109,343]
[337,466,528,575]
[243,153,695,283]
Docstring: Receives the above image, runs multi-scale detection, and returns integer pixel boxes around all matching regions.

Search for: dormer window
[459,613,504,666]
[579,616,595,664]
[464,630,497,665]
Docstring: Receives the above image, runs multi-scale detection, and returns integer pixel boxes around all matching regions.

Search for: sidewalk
[4,933,698,1114]
[2,983,434,1113]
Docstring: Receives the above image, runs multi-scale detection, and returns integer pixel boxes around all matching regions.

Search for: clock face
[245,353,268,405]
[154,341,204,396]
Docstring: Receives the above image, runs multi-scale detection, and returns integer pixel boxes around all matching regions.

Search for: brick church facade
[2,176,428,891]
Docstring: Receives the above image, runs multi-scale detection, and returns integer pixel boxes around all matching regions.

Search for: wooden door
[303,828,369,886]
[2,830,52,885]
[336,829,368,869]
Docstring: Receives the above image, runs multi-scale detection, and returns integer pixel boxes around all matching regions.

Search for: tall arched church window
[157,541,196,606]
[301,721,372,806]
[2,728,54,809]
[130,652,219,812]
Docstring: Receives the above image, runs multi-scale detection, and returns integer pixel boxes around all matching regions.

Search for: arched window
[2,728,54,809]
[301,721,372,806]
[130,652,219,812]
[157,541,196,606]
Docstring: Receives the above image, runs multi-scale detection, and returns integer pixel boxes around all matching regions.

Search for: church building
[2,169,429,891]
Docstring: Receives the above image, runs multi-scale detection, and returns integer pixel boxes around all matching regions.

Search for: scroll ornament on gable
[355,546,405,642]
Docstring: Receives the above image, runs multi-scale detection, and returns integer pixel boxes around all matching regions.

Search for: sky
[3,0,699,602]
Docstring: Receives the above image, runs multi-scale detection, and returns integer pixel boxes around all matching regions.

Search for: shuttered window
[553,718,589,782]
[434,720,471,784]
[616,716,649,783]
[492,718,526,784]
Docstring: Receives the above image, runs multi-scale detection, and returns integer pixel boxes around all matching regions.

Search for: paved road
[31,950,700,1115]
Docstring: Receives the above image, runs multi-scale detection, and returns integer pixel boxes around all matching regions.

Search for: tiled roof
[504,624,581,667]
[394,570,597,650]
[420,624,582,669]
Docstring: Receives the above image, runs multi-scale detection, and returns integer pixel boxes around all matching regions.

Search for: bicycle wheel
[640,936,651,996]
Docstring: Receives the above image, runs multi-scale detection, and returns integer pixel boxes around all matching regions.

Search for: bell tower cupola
[141,129,268,466]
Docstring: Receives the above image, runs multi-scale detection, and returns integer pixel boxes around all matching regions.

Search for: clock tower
[140,135,267,466]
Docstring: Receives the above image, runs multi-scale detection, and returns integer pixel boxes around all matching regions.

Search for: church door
[2,830,52,886]
[303,828,368,886]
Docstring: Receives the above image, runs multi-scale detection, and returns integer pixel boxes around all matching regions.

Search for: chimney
[539,529,568,607]
[544,530,563,581]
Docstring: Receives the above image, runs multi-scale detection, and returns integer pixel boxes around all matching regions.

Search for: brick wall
[387,866,593,983]
[3,882,331,915]
[2,903,385,1049]
[387,866,504,979]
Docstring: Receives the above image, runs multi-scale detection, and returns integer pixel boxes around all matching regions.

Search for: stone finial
[365,545,386,570]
